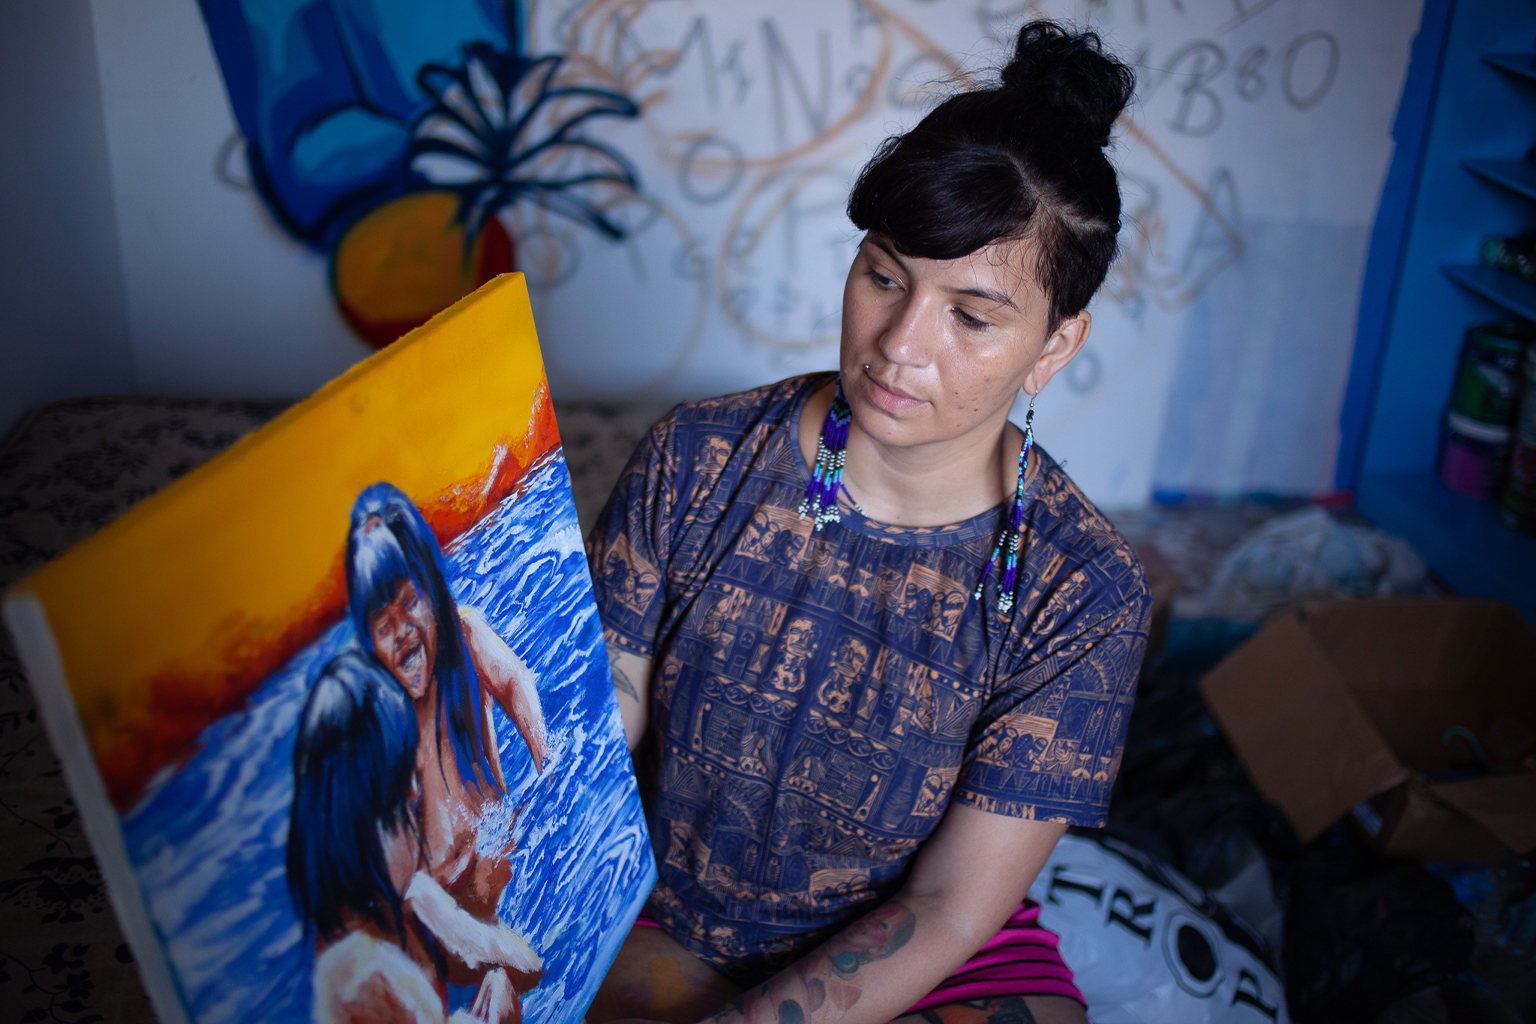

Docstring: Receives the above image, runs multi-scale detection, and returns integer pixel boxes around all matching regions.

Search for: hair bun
[1000,22,1134,149]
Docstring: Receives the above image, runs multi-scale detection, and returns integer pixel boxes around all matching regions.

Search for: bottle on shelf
[1502,345,1536,534]
[1440,322,1531,501]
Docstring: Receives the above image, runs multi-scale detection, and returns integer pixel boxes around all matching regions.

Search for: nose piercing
[863,364,870,370]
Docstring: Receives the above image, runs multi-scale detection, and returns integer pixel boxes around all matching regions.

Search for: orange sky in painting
[16,275,558,810]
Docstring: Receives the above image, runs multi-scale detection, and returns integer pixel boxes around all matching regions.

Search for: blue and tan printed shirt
[587,374,1150,986]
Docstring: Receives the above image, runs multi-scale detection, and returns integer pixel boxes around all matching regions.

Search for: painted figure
[346,482,549,923]
[288,651,542,1023]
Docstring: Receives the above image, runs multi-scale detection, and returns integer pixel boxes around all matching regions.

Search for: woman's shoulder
[657,373,828,437]
[1025,447,1151,612]
[637,373,827,480]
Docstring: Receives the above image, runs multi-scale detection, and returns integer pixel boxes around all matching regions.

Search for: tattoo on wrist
[606,642,639,701]
[825,903,916,979]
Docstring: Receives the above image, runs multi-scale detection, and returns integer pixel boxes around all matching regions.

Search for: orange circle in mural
[332,190,515,348]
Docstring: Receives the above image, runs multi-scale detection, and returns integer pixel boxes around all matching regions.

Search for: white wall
[81,0,1421,507]
[88,0,374,401]
[0,0,135,435]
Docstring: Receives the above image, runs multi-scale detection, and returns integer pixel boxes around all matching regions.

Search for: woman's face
[839,233,1089,450]
[368,579,438,701]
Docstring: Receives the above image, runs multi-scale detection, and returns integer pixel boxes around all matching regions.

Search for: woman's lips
[863,370,925,413]
[400,637,425,674]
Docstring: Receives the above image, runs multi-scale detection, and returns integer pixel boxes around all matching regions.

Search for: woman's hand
[405,871,545,985]
[460,605,549,772]
[447,967,520,1024]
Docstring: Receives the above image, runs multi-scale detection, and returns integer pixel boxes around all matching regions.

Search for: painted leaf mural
[197,0,640,346]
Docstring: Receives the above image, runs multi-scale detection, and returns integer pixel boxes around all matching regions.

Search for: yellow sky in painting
[12,274,549,794]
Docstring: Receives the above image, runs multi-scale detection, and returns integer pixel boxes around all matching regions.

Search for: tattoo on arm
[705,903,918,1024]
[607,641,639,702]
[776,1000,806,1024]
[825,903,917,980]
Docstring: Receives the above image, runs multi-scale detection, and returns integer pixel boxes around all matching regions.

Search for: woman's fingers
[469,968,519,1024]
[405,871,542,975]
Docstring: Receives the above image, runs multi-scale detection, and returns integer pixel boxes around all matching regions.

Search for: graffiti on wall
[201,0,1359,401]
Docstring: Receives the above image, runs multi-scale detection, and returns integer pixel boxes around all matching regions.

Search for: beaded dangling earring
[798,380,854,530]
[974,393,1036,613]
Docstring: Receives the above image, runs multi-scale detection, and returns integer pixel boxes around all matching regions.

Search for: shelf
[1442,262,1536,322]
[1356,472,1536,626]
[1464,158,1536,201]
[1483,52,1536,83]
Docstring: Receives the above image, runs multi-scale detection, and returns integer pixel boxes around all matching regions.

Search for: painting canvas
[2,274,654,1024]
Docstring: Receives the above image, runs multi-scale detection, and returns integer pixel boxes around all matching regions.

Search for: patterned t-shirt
[587,374,1150,986]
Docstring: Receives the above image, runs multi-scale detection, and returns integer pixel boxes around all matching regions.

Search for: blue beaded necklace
[798,377,1035,613]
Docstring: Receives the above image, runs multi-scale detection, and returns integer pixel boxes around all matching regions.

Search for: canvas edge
[572,842,657,1019]
[1,589,194,1024]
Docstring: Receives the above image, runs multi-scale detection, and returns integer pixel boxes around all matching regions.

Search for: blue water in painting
[119,452,654,1024]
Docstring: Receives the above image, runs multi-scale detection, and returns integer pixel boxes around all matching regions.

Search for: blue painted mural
[198,0,640,343]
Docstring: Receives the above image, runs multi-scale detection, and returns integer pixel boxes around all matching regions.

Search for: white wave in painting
[120,452,655,1024]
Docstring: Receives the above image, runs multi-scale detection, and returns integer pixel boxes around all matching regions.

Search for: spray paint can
[1451,323,1528,426]
[1501,348,1536,535]
[1442,412,1511,500]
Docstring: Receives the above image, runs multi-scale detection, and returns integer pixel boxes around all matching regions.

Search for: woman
[347,482,549,923]
[586,22,1147,1024]
[287,651,542,1024]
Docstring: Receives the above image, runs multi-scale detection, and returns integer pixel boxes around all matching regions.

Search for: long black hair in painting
[346,481,502,798]
[287,650,419,942]
[846,20,1136,329]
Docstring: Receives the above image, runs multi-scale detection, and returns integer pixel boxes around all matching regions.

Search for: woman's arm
[605,625,652,752]
[460,605,548,772]
[405,871,544,989]
[699,805,1066,1024]
[449,968,520,1024]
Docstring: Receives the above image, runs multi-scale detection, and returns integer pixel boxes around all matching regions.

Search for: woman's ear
[1024,310,1091,396]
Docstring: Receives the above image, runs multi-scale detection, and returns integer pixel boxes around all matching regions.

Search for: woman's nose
[878,295,933,367]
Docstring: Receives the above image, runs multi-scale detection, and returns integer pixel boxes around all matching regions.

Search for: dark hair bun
[1000,21,1134,149]
[847,18,1135,324]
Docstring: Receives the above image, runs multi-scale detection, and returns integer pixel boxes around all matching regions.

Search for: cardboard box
[1200,599,1536,862]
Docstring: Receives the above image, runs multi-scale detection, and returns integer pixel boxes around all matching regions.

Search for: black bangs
[848,134,1039,263]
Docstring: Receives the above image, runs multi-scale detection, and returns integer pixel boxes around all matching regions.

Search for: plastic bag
[1188,507,1427,621]
[1029,831,1289,1024]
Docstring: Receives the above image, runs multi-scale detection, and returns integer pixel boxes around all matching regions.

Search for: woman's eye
[955,308,991,330]
[866,270,897,291]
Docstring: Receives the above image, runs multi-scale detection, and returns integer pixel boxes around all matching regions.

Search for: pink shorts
[633,901,1085,1011]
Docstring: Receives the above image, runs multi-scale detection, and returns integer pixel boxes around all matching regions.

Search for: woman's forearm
[405,871,544,978]
[459,605,548,771]
[698,894,982,1024]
